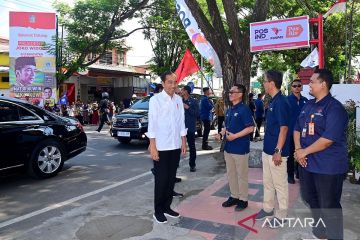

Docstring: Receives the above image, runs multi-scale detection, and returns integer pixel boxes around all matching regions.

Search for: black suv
[112,95,207,144]
[0,97,87,178]
[111,97,150,144]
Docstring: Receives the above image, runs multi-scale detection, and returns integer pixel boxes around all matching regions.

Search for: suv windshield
[130,97,150,110]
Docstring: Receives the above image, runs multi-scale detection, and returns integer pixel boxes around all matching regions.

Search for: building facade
[0,37,9,96]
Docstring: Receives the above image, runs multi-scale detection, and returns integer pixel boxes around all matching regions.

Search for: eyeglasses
[228,91,242,95]
[292,84,302,88]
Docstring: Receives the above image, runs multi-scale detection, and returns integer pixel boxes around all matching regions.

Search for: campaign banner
[175,0,222,77]
[9,12,57,107]
[250,16,310,52]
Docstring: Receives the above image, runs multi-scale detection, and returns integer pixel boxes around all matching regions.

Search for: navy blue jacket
[184,97,199,133]
[200,96,213,121]
[255,98,264,120]
[295,94,348,174]
[287,93,308,135]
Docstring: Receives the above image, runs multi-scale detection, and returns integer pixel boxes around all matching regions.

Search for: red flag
[175,49,200,83]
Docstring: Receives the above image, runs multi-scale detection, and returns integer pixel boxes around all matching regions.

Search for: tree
[183,0,269,92]
[141,0,191,75]
[54,0,149,83]
[254,1,360,83]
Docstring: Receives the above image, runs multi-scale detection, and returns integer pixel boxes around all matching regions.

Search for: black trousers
[217,116,225,133]
[202,120,211,146]
[186,132,196,168]
[97,113,109,131]
[300,168,344,240]
[154,149,181,214]
[254,118,263,138]
[287,136,298,179]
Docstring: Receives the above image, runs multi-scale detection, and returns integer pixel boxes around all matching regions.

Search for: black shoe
[96,129,100,132]
[235,200,248,211]
[202,145,213,150]
[288,177,295,184]
[175,177,182,183]
[151,168,155,175]
[164,209,180,218]
[190,167,196,172]
[222,197,239,207]
[153,212,167,224]
[173,191,184,198]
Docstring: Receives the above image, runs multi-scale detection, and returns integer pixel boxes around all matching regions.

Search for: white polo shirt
[146,90,187,151]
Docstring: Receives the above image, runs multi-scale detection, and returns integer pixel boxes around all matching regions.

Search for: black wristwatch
[274,148,282,154]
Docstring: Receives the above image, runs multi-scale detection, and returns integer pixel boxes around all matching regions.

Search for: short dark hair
[248,92,254,98]
[44,87,52,92]
[314,68,333,90]
[291,79,301,85]
[258,93,263,98]
[234,84,246,93]
[265,70,283,89]
[160,71,174,82]
[183,85,191,94]
[15,57,36,71]
[203,87,210,93]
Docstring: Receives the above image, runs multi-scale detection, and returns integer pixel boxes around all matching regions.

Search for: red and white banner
[9,12,57,107]
[250,16,310,52]
[324,0,346,18]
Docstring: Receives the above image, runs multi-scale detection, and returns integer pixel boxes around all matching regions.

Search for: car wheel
[28,140,65,179]
[118,137,131,144]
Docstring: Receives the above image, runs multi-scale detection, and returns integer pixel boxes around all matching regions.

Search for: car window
[130,97,150,110]
[0,101,19,122]
[18,106,40,121]
[24,104,58,121]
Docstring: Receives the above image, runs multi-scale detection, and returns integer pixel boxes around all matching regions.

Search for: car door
[0,100,43,169]
[0,100,23,169]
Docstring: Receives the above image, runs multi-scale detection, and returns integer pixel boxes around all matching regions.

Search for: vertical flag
[175,0,222,77]
[300,48,319,68]
[324,0,347,18]
[175,49,200,83]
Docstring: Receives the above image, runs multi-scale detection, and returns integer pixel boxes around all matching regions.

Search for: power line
[14,0,55,11]
[0,3,18,11]
[4,0,54,12]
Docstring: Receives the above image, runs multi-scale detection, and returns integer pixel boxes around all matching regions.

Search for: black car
[0,97,87,178]
[111,97,150,144]
[112,95,206,144]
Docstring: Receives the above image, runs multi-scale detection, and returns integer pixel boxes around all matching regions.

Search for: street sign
[250,16,310,52]
[252,82,261,89]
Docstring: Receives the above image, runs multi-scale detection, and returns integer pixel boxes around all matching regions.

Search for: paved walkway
[175,168,301,240]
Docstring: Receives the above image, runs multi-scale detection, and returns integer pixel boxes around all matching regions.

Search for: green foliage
[254,1,360,82]
[141,0,190,75]
[53,0,149,82]
[345,99,360,171]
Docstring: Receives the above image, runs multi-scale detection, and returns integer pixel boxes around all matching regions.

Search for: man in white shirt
[147,71,187,224]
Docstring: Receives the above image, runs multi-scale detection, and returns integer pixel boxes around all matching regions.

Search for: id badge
[301,127,307,138]
[308,122,315,135]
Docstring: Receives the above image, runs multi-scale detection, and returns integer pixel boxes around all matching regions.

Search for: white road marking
[0,171,151,229]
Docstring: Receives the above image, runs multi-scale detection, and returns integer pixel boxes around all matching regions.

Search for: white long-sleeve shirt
[146,91,187,151]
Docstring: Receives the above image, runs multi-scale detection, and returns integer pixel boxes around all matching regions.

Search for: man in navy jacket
[200,87,214,150]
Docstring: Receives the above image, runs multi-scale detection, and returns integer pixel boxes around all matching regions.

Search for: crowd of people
[147,69,348,240]
[37,99,125,126]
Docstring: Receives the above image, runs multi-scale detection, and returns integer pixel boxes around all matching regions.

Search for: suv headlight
[139,117,148,123]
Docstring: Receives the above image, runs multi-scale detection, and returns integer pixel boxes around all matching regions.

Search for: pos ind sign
[250,16,310,52]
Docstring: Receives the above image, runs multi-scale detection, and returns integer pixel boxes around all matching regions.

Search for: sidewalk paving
[12,126,358,240]
[129,136,360,240]
[83,126,360,240]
